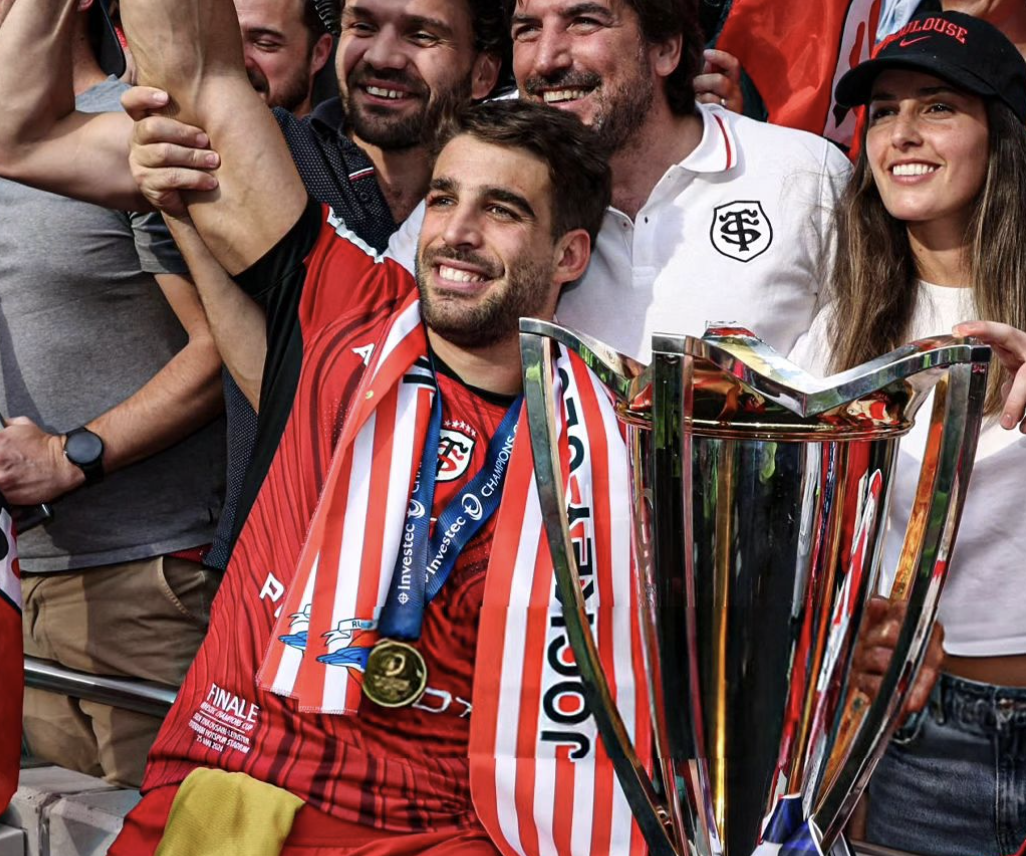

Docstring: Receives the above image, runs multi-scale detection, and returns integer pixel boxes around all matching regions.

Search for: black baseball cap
[835,11,1026,122]
[88,0,126,79]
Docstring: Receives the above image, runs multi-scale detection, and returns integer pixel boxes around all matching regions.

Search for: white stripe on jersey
[326,207,385,263]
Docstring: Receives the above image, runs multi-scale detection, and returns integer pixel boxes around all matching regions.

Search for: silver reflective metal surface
[24,655,176,719]
[520,321,990,855]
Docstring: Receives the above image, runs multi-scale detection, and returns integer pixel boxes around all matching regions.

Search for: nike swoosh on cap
[899,36,932,46]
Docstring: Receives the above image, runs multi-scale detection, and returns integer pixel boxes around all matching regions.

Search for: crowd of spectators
[0,0,1025,854]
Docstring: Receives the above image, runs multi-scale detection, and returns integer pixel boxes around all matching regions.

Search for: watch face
[65,430,104,466]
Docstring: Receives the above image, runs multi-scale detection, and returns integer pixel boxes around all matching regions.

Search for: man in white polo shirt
[507,0,852,360]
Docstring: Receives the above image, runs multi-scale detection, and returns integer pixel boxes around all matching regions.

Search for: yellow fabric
[154,768,305,856]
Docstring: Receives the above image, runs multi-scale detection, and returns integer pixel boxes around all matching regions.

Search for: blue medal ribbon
[377,382,523,641]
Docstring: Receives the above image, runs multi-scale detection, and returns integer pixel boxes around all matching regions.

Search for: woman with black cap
[791,11,1026,855]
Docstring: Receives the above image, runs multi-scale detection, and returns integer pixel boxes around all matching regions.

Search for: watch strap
[64,427,105,486]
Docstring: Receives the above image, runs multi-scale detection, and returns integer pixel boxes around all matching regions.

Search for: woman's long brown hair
[828,100,1026,413]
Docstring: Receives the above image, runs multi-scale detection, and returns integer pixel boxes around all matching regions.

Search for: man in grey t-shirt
[0,0,225,787]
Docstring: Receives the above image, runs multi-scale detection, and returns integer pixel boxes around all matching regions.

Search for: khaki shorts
[21,555,220,787]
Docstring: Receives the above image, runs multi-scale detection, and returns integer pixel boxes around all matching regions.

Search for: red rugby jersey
[139,202,512,832]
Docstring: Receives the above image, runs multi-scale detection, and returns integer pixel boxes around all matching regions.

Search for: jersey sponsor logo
[353,343,375,366]
[710,200,774,262]
[462,493,484,521]
[436,427,475,482]
[259,571,286,619]
[539,362,597,763]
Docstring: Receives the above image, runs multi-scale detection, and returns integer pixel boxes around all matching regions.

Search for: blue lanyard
[377,383,523,641]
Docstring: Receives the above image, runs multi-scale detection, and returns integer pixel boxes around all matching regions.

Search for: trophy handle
[519,327,678,856]
[812,359,989,844]
[520,318,648,400]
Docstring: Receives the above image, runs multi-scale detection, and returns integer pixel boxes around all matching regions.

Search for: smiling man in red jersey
[102,0,651,851]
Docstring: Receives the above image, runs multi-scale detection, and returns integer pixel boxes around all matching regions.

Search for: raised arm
[0,0,141,207]
[164,214,268,409]
[119,0,307,274]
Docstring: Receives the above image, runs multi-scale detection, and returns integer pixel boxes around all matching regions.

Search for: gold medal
[361,639,428,708]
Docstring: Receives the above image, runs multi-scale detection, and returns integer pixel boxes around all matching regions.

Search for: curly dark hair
[434,100,611,244]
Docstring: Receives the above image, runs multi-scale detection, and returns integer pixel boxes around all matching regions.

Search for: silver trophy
[519,322,990,855]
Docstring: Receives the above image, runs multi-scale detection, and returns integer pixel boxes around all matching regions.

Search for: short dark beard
[268,70,314,114]
[523,43,654,154]
[254,40,315,114]
[415,247,554,348]
[345,67,471,151]
[590,57,653,154]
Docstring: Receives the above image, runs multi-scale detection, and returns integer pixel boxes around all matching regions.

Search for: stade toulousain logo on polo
[710,200,774,262]
[436,425,476,482]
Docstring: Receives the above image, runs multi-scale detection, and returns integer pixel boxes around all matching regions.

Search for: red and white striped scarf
[257,293,651,854]
[469,344,651,856]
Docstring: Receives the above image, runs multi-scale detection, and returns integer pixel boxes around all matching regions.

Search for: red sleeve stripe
[715,114,734,171]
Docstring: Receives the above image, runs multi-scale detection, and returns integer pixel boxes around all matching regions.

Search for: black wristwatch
[63,427,105,486]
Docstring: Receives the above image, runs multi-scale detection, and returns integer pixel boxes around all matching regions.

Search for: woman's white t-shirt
[790,282,1026,656]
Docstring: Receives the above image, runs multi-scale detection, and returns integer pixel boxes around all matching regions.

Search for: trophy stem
[828,834,856,856]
